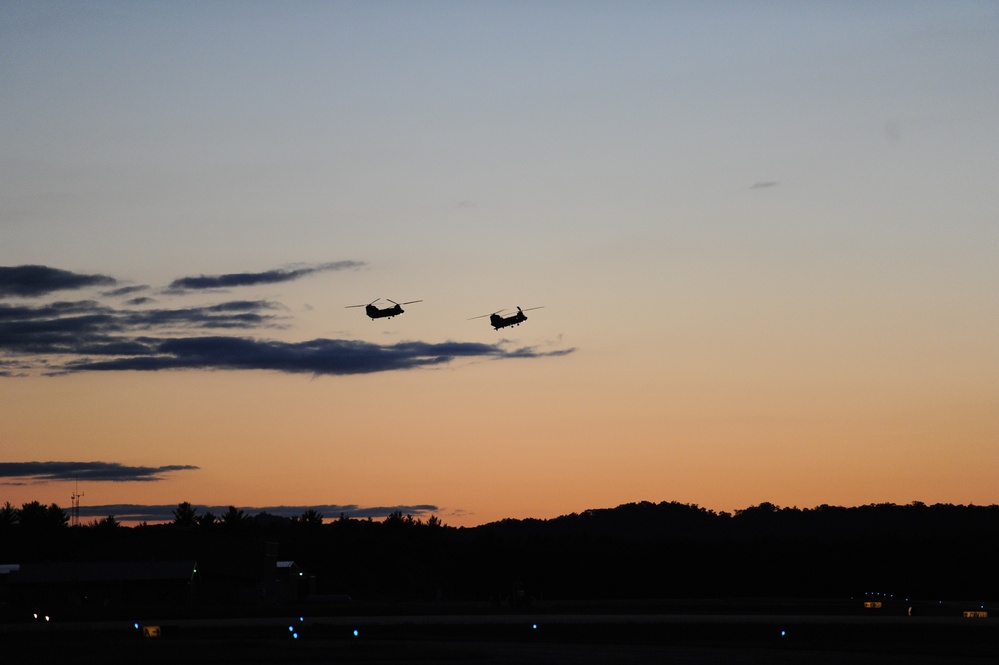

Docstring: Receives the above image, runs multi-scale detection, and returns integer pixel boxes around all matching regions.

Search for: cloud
[0,359,30,378]
[62,336,575,375]
[73,503,441,522]
[0,299,283,357]
[750,181,778,189]
[0,265,117,298]
[167,261,364,292]
[0,263,575,376]
[0,461,199,483]
[502,344,577,359]
[103,285,149,298]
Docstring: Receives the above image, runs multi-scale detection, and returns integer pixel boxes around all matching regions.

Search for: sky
[2,1,997,526]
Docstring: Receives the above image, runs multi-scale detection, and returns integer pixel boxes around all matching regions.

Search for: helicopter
[469,306,543,330]
[346,298,422,319]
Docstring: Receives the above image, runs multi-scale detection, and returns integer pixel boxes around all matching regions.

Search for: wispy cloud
[0,359,31,378]
[62,337,573,375]
[0,265,117,298]
[103,285,150,298]
[0,461,199,484]
[0,263,575,376]
[0,299,283,358]
[750,181,778,189]
[167,261,364,292]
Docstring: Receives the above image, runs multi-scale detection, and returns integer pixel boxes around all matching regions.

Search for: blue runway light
[292,632,299,639]
[353,629,359,637]
[532,623,538,630]
[288,625,295,632]
[134,622,140,630]
[781,630,786,637]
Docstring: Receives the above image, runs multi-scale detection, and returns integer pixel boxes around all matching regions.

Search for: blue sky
[2,2,997,524]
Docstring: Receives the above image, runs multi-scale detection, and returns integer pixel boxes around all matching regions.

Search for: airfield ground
[3,599,999,664]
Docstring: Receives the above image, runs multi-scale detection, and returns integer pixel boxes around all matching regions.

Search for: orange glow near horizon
[2,4,997,527]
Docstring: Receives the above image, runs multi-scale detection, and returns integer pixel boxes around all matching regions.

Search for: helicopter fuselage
[365,304,405,319]
[489,310,528,330]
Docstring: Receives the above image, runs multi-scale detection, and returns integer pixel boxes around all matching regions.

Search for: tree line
[3,499,999,602]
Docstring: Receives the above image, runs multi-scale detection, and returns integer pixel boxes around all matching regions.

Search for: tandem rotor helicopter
[469,306,544,330]
[345,298,423,320]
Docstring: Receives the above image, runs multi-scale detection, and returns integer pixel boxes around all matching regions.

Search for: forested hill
[3,500,999,603]
[476,500,999,543]
[466,501,999,601]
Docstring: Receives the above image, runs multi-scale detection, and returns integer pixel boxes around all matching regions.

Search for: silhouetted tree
[89,515,121,529]
[195,511,218,528]
[18,501,68,531]
[297,508,324,527]
[384,511,420,527]
[0,501,17,529]
[220,505,247,529]
[172,501,198,527]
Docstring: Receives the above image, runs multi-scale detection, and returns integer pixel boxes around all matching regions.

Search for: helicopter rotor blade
[469,309,507,320]
[345,298,380,308]
[520,306,544,312]
[398,300,423,305]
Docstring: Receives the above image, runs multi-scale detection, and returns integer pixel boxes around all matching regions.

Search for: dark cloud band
[0,462,199,483]
[0,265,117,298]
[73,503,439,522]
[63,336,573,375]
[168,261,364,291]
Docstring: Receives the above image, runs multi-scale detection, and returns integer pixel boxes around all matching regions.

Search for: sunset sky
[2,2,997,526]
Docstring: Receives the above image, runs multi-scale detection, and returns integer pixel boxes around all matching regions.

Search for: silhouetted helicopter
[346,298,422,319]
[469,306,543,330]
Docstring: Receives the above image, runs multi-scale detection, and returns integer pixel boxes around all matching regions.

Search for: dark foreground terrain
[4,600,999,665]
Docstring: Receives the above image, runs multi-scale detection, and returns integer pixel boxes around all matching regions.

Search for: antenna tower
[71,481,84,527]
